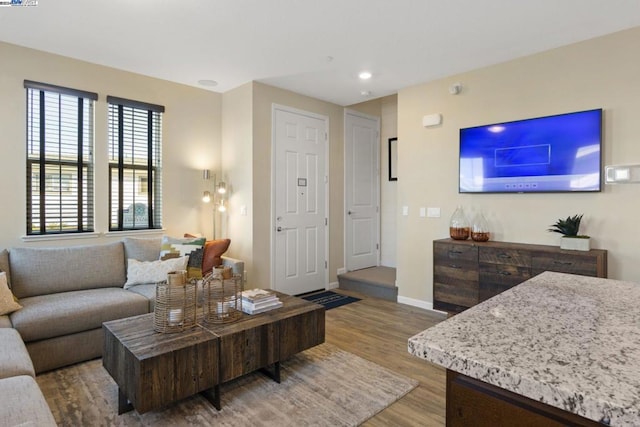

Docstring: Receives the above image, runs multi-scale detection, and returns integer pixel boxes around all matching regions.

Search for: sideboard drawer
[532,254,598,277]
[479,264,531,302]
[434,242,478,263]
[479,247,531,268]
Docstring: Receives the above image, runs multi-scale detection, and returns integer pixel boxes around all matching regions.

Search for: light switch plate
[427,207,441,218]
[419,207,426,217]
[402,206,409,216]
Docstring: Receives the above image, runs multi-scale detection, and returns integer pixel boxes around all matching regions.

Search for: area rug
[301,290,361,310]
[36,343,417,426]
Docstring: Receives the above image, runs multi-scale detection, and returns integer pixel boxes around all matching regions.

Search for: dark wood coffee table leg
[118,388,133,415]
[260,361,281,383]
[200,384,221,410]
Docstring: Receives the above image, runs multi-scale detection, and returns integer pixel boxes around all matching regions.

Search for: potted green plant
[547,214,590,251]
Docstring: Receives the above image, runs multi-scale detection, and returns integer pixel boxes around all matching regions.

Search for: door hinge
[325,260,327,268]
[376,243,379,250]
[325,218,328,226]
[325,132,328,141]
[376,206,379,213]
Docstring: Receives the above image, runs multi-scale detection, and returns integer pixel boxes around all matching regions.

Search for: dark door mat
[301,290,361,310]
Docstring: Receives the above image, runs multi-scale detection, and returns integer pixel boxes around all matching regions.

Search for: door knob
[348,211,353,215]
[277,226,294,232]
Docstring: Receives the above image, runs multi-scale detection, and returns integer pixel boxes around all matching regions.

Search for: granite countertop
[408,271,640,426]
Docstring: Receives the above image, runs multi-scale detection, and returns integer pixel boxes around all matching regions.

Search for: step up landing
[337,266,397,302]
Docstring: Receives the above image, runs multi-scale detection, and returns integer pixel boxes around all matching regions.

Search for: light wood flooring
[324,289,447,426]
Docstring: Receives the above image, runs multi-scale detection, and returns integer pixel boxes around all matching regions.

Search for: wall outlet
[402,206,409,216]
[337,268,347,275]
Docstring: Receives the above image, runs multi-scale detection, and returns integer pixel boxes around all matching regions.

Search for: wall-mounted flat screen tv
[459,109,602,193]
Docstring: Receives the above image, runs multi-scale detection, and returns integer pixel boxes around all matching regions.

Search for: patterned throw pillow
[159,236,206,279]
[124,256,189,289]
[0,272,21,315]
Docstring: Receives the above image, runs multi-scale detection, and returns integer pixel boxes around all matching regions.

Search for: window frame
[24,80,97,236]
[107,96,164,231]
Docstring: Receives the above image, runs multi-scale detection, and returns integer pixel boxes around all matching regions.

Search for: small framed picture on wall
[389,137,398,181]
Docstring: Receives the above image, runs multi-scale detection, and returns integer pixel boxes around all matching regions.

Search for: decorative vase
[449,206,470,240]
[471,212,490,242]
[560,237,590,251]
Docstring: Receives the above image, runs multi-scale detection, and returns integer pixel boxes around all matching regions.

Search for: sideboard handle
[553,261,573,266]
[449,250,463,255]
[499,270,512,276]
[449,264,461,269]
[497,253,511,259]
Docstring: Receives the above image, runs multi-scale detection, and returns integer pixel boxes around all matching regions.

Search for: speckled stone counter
[408,271,640,426]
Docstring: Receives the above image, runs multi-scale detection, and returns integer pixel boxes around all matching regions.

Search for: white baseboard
[327,281,339,290]
[397,295,447,315]
[337,268,346,275]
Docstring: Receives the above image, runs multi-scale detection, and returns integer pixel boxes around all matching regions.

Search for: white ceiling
[1,1,640,106]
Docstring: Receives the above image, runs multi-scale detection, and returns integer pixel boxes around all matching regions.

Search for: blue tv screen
[459,109,602,193]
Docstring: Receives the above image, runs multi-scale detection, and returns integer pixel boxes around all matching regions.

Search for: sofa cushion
[10,242,127,299]
[126,283,157,311]
[123,236,162,262]
[0,249,10,287]
[0,375,57,426]
[124,256,189,289]
[0,328,35,379]
[10,288,149,342]
[160,236,206,279]
[203,239,231,275]
[0,272,21,315]
[0,315,11,328]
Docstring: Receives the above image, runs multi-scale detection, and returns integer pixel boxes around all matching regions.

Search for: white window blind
[107,96,163,231]
[25,80,97,235]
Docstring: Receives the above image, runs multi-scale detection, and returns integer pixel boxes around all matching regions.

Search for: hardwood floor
[324,289,447,426]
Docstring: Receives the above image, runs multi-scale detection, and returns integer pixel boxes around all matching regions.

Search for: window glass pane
[26,86,94,235]
[108,101,162,231]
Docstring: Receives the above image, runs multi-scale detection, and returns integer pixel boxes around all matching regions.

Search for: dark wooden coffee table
[103,292,325,414]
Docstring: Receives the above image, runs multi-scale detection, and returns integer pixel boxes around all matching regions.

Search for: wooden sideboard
[433,238,608,314]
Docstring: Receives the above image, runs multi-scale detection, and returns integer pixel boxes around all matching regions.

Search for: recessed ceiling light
[197,79,218,87]
[358,71,372,80]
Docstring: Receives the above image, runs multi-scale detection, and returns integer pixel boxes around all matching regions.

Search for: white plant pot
[560,236,590,251]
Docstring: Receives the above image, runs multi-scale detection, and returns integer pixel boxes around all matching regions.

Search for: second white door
[273,105,328,295]
[345,110,380,271]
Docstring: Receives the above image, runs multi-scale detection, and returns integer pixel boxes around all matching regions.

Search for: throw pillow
[124,256,189,289]
[160,236,206,279]
[0,249,11,288]
[0,272,21,315]
[202,239,231,275]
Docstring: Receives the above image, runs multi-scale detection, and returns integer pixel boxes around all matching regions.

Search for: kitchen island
[409,271,640,426]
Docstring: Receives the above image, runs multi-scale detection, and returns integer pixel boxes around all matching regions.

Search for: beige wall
[380,95,398,267]
[397,27,640,307]
[252,82,345,289]
[0,41,221,249]
[222,83,253,280]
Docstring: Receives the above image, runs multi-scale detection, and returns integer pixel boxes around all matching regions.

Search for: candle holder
[153,280,197,333]
[202,272,243,324]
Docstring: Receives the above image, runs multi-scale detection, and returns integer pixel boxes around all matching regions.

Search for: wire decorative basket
[202,272,243,324]
[154,280,197,333]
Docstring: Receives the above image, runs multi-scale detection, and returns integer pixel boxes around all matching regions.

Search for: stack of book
[241,289,283,314]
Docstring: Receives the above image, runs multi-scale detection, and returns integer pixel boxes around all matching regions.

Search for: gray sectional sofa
[0,237,243,425]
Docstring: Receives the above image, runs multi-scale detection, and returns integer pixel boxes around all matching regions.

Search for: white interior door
[345,110,380,271]
[273,105,328,295]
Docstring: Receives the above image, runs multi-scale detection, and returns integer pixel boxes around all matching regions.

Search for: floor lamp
[202,169,227,239]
